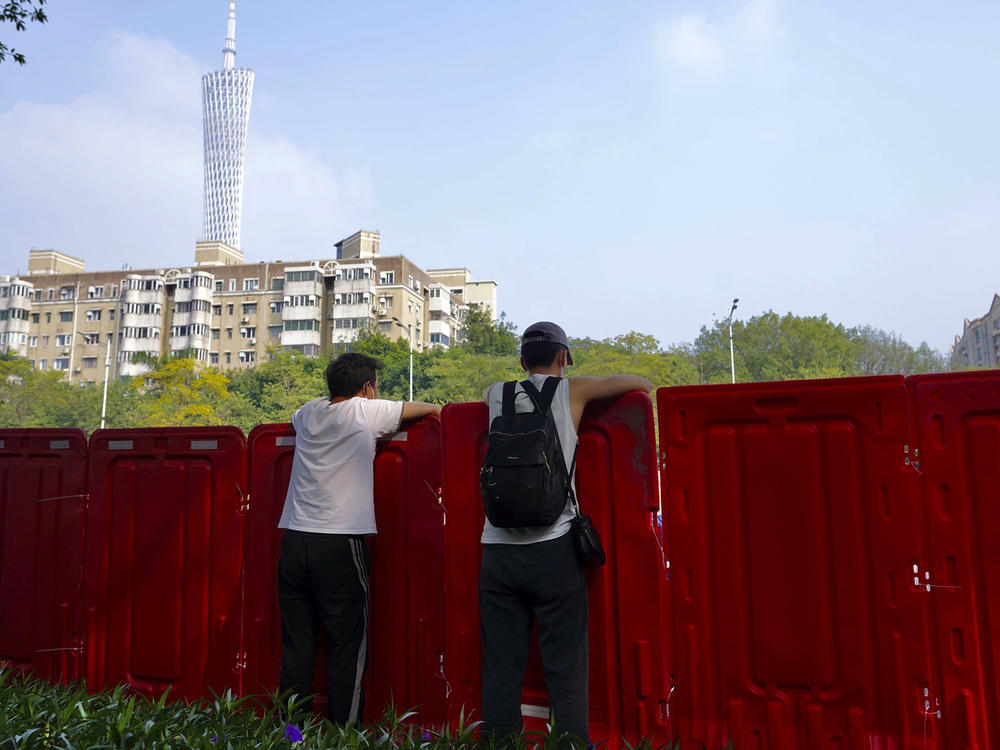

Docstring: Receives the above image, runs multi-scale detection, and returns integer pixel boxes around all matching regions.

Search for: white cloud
[655,14,724,71]
[0,31,372,272]
[653,0,779,74]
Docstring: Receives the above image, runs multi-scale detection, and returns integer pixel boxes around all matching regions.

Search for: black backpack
[479,377,573,528]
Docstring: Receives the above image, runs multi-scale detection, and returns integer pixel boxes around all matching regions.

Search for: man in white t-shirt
[480,322,653,748]
[277,352,440,723]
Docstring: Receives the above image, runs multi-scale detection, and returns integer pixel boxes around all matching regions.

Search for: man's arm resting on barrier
[401,401,442,422]
[567,375,654,429]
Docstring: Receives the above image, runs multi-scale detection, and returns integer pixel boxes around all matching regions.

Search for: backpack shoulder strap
[501,381,517,416]
[520,377,560,416]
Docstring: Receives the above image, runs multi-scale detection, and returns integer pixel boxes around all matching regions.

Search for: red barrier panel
[657,377,939,749]
[909,371,1000,749]
[0,429,87,683]
[243,417,446,723]
[439,392,669,747]
[83,427,246,702]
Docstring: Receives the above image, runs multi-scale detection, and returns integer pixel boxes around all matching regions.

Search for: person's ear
[520,356,528,372]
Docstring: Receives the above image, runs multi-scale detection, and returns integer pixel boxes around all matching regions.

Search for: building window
[240,326,256,339]
[269,300,284,314]
[59,311,73,322]
[210,353,219,364]
[271,277,284,291]
[31,312,39,323]
[286,295,317,307]
[242,302,258,315]
[29,336,38,348]
[55,334,72,347]
[42,335,49,347]
[215,280,224,292]
[109,309,115,320]
[213,305,222,316]
[225,351,231,364]
[60,287,75,300]
[81,332,100,345]
[379,271,394,284]
[227,304,234,315]
[86,309,102,321]
[239,350,256,363]
[53,358,70,371]
[285,271,317,282]
[269,325,281,338]
[283,319,318,331]
[243,278,259,291]
[228,279,236,291]
[82,357,98,368]
[226,327,233,339]
[38,359,47,370]
[378,321,392,333]
[212,328,220,340]
[408,275,414,289]
[430,333,450,345]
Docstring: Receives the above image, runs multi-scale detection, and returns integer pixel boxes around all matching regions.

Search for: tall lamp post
[726,297,739,384]
[391,316,414,401]
[78,331,112,429]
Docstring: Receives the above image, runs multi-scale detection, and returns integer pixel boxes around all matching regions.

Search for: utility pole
[727,298,739,384]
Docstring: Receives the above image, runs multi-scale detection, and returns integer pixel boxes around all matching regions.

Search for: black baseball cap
[521,321,574,365]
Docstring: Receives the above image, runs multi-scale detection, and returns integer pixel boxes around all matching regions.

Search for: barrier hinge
[904,444,922,474]
[921,684,941,719]
[233,649,247,673]
[238,494,251,514]
[659,451,668,471]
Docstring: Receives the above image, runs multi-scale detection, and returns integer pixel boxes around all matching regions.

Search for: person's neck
[331,389,366,404]
[527,365,563,377]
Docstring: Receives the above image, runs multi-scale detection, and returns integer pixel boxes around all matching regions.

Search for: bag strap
[523,377,584,516]
[519,377,559,416]
[501,381,517,416]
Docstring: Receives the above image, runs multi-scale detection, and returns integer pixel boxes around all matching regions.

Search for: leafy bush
[0,667,730,750]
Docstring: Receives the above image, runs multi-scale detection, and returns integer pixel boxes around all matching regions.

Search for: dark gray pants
[479,533,589,747]
[278,530,369,724]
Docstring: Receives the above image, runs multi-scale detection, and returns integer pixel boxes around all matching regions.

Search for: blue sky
[1,0,998,351]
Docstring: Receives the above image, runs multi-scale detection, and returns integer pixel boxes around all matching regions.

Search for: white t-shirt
[277,396,404,535]
[481,374,578,545]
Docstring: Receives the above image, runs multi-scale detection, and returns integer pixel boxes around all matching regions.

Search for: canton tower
[201,0,254,250]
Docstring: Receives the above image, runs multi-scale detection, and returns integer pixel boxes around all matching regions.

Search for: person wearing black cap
[479,322,653,747]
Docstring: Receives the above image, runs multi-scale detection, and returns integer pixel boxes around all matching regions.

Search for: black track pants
[479,532,589,747]
[278,530,369,724]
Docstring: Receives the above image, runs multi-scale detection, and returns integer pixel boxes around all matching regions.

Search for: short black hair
[521,341,565,370]
[326,352,383,399]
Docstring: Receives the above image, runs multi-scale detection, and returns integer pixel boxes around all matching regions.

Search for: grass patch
[0,666,723,749]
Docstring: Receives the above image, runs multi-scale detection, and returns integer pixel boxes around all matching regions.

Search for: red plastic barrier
[83,428,246,702]
[0,429,87,683]
[657,377,939,749]
[243,416,446,723]
[439,392,669,747]
[909,371,1000,749]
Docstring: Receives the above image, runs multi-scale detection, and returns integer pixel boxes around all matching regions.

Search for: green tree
[693,311,856,383]
[1,0,47,65]
[461,306,519,357]
[227,347,326,424]
[123,358,237,427]
[850,325,948,376]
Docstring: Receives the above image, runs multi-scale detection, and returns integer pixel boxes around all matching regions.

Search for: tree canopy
[0,310,953,432]
[1,0,47,65]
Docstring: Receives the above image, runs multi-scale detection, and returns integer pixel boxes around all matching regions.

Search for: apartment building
[0,231,498,380]
[951,293,1000,369]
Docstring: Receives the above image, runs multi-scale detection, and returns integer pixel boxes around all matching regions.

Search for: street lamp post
[79,332,112,429]
[391,317,414,401]
[726,298,739,384]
